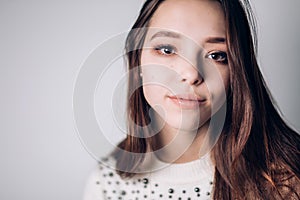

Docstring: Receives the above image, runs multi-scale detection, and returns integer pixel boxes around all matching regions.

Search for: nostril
[193,78,202,86]
[180,68,203,85]
[181,77,202,86]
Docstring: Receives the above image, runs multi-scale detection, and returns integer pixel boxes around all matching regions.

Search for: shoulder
[82,164,104,200]
[83,156,141,200]
[82,157,118,200]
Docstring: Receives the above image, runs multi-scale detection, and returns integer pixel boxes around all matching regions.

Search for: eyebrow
[150,30,226,45]
[150,31,182,40]
[204,37,226,44]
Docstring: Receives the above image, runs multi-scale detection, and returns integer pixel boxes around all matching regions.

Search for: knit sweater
[83,153,215,200]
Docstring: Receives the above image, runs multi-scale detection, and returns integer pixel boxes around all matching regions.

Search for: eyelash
[206,51,228,64]
[153,44,228,64]
[154,44,177,56]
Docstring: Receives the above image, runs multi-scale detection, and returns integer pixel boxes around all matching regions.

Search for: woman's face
[141,0,229,131]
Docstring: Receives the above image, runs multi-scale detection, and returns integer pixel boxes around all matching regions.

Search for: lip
[167,94,206,109]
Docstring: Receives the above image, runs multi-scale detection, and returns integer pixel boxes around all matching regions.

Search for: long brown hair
[112,0,300,199]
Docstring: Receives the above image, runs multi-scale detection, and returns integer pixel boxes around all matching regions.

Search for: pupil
[164,48,171,54]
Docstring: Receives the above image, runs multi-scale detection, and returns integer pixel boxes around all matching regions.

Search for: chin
[165,116,208,132]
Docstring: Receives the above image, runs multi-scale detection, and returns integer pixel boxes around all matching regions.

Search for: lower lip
[168,97,206,109]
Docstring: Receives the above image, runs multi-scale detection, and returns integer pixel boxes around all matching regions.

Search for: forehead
[148,0,226,42]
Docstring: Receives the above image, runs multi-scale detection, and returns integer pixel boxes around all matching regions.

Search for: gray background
[0,0,299,200]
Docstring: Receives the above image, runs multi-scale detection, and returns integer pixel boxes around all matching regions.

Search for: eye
[207,51,228,64]
[154,44,176,56]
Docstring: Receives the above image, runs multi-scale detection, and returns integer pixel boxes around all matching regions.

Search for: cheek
[203,66,229,107]
[143,85,165,107]
[141,51,169,108]
[221,69,230,95]
[140,56,178,98]
[214,69,229,108]
[140,49,177,79]
[220,67,230,88]
[143,85,169,124]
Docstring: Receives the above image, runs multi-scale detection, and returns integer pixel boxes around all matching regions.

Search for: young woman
[83,0,300,199]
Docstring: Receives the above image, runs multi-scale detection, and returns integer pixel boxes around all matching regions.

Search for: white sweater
[83,153,214,200]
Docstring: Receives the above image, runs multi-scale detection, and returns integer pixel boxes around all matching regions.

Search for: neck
[152,120,211,164]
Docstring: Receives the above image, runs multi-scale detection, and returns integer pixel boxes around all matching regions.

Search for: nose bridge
[176,46,203,85]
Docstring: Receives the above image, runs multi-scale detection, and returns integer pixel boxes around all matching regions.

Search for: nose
[177,59,203,86]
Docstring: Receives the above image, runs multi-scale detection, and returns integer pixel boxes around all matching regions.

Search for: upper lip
[168,94,206,101]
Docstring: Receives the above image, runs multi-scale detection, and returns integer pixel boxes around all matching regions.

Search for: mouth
[167,94,206,109]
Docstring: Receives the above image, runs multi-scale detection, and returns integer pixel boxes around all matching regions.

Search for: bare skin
[141,0,229,163]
